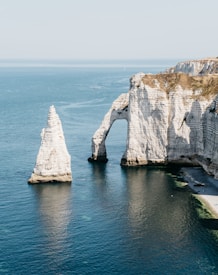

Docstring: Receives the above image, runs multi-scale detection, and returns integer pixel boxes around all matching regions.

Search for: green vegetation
[174,180,188,188]
[192,194,214,219]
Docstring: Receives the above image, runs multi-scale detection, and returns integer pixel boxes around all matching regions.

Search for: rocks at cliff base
[89,58,218,179]
[28,105,72,184]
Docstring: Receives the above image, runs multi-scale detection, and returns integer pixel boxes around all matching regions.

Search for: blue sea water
[1,59,218,274]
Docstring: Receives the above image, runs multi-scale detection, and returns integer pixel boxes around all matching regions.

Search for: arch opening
[105,119,128,164]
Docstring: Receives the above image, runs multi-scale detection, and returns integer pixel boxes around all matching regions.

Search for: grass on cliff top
[142,73,218,97]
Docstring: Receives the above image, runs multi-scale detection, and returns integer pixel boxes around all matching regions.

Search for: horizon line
[0,58,187,69]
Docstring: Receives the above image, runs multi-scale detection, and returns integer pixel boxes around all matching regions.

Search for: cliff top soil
[142,73,218,97]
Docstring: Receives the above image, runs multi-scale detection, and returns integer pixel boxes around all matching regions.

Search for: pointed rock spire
[28,105,72,184]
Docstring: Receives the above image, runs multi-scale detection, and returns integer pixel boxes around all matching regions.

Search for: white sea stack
[89,58,218,178]
[28,105,72,184]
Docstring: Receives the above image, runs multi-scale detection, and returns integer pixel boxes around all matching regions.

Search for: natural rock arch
[88,93,129,163]
[89,58,218,179]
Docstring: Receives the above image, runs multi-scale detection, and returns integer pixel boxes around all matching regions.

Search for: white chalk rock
[89,58,218,178]
[28,105,72,183]
[166,58,218,75]
[88,93,129,162]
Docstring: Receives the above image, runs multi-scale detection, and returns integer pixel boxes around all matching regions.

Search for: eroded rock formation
[89,58,218,178]
[88,93,129,162]
[28,105,72,184]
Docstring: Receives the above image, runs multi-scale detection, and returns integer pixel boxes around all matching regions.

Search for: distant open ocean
[1,59,218,274]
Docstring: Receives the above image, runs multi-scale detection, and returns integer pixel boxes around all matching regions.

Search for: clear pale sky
[0,0,217,60]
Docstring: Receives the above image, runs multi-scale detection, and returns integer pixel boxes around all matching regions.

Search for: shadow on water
[88,162,113,206]
[200,219,218,230]
[120,166,178,231]
[89,162,107,185]
[30,182,72,253]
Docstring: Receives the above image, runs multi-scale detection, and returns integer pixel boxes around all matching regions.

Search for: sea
[1,59,218,275]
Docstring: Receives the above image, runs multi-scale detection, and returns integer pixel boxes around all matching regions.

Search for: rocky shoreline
[180,167,218,218]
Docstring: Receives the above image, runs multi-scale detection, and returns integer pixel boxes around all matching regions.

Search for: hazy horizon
[1,0,218,60]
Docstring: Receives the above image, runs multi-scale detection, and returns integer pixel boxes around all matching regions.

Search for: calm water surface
[0,60,218,274]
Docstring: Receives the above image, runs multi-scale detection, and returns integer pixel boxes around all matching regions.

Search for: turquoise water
[1,60,218,274]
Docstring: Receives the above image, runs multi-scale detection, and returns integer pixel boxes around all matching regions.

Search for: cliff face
[28,105,72,184]
[166,58,218,75]
[89,59,218,178]
[199,100,218,178]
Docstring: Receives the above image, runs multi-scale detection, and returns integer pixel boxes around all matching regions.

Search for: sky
[0,0,218,60]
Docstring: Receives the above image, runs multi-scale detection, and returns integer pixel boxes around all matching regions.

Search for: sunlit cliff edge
[88,58,218,179]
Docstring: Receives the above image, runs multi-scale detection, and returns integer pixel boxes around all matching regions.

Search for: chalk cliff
[89,58,218,178]
[166,58,218,75]
[28,105,72,184]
